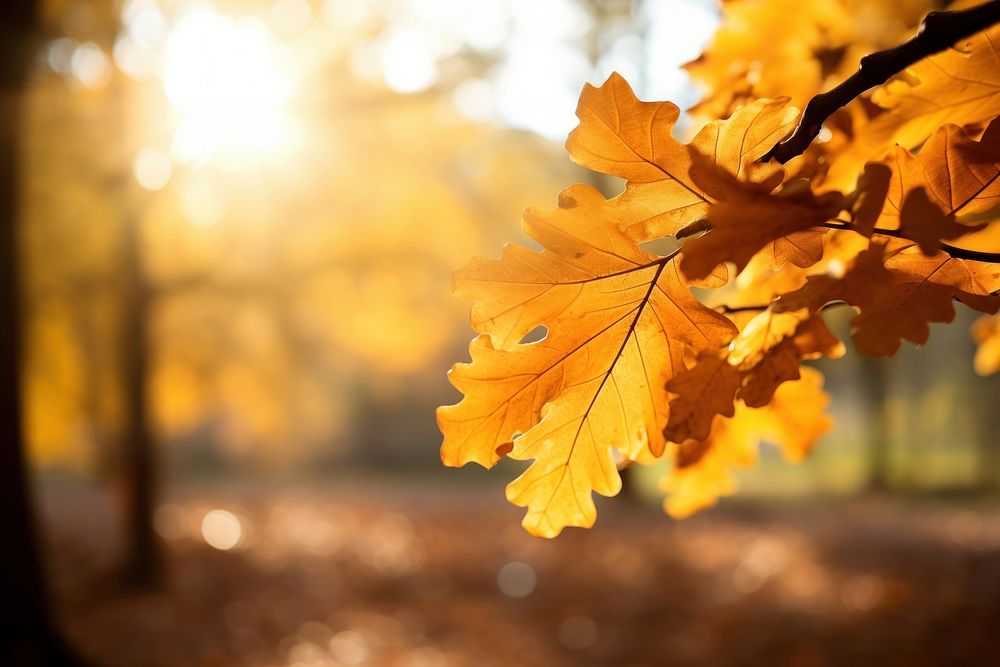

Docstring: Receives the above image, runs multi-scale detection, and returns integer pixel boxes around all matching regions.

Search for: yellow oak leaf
[565,73,797,243]
[438,185,736,537]
[972,314,1000,375]
[662,368,832,519]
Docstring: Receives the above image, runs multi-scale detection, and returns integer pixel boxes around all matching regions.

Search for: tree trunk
[118,186,161,587]
[975,372,1000,492]
[0,2,87,663]
[859,356,892,493]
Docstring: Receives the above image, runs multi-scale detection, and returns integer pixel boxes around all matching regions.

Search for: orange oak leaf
[868,25,1000,154]
[662,368,832,519]
[778,241,1000,356]
[774,243,894,314]
[663,311,843,443]
[852,243,1000,356]
[565,72,797,242]
[679,184,846,280]
[859,120,1000,252]
[851,163,893,238]
[828,25,1000,187]
[897,188,977,255]
[735,312,844,407]
[662,352,743,444]
[437,184,736,537]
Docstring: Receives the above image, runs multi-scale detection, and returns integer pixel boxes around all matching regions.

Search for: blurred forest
[3,0,1000,665]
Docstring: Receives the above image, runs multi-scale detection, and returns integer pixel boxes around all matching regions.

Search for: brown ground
[40,479,1000,667]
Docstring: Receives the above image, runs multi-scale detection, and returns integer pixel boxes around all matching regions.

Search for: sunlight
[163,7,296,163]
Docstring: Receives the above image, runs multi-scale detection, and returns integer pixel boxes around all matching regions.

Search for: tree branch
[761,0,1000,164]
[817,220,1000,263]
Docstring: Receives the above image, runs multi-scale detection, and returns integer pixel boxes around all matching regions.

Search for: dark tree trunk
[118,184,161,587]
[0,2,87,664]
[859,356,892,493]
[975,372,1000,492]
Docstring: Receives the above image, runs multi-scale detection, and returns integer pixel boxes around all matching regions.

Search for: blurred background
[4,0,1000,665]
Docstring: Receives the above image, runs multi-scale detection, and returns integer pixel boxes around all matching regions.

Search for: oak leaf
[862,120,1000,252]
[664,311,843,443]
[896,188,975,255]
[779,241,1000,356]
[437,184,736,537]
[828,25,1000,186]
[565,73,797,243]
[662,353,743,444]
[679,183,846,280]
[869,25,1000,153]
[662,368,832,519]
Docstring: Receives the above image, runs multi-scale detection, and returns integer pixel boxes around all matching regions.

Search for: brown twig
[817,220,1000,263]
[761,0,1000,164]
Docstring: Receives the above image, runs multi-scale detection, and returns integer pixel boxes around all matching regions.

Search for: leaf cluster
[439,4,1000,536]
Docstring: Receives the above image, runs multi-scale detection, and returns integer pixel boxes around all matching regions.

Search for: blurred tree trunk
[0,2,86,663]
[974,372,1000,492]
[859,356,892,492]
[118,195,161,586]
[112,71,161,586]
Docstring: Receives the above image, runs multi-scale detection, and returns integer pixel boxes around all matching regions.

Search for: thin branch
[714,304,769,314]
[761,0,1000,164]
[817,220,1000,263]
[714,301,847,315]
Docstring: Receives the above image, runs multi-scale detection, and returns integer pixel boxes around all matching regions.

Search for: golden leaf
[438,185,736,537]
[685,0,925,118]
[565,73,797,242]
[849,243,1000,355]
[663,352,743,444]
[862,120,1000,252]
[871,25,1000,150]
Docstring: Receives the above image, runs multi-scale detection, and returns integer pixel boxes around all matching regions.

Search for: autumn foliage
[439,2,1000,537]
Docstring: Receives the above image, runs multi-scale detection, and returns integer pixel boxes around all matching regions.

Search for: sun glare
[163,7,296,163]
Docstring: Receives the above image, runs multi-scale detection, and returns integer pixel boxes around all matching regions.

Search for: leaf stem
[761,0,1000,163]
